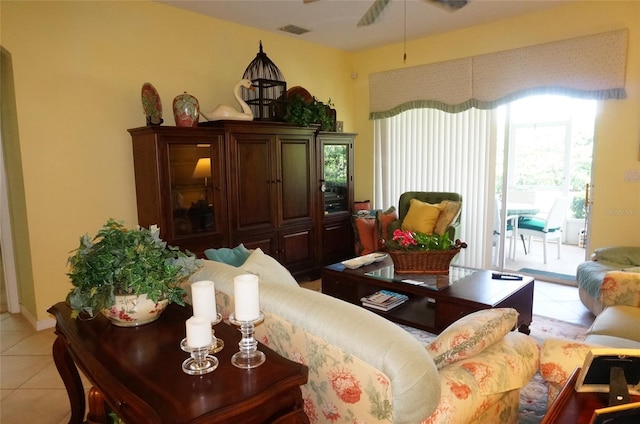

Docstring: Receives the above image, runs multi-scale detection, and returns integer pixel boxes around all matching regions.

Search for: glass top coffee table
[322,257,534,334]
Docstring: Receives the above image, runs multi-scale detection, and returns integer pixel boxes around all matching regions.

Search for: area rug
[398,314,589,424]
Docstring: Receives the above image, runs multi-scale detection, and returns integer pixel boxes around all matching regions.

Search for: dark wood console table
[48,302,309,424]
[322,257,534,334]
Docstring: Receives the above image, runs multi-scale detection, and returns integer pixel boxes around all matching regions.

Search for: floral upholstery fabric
[188,259,539,424]
[427,308,518,369]
[539,338,598,402]
[601,271,640,307]
[256,311,394,423]
[423,332,538,423]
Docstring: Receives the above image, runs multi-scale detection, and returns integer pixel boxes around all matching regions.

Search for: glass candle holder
[180,338,219,375]
[210,313,224,354]
[228,312,266,369]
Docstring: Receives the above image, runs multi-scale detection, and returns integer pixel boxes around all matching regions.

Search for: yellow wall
[1,0,354,324]
[2,0,640,325]
[352,1,640,253]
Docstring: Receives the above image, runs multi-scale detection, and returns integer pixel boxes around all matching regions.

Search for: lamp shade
[192,158,211,179]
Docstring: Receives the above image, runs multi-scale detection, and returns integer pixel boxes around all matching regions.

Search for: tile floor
[1,279,594,423]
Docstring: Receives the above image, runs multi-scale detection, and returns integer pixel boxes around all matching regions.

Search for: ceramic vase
[102,293,169,327]
[173,92,199,127]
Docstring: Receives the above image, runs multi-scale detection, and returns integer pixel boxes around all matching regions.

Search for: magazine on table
[361,290,409,311]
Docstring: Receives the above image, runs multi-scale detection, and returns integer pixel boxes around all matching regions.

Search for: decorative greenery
[386,229,467,252]
[571,196,586,219]
[284,95,335,131]
[66,219,202,319]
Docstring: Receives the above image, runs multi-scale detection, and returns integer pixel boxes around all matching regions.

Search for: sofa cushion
[204,243,250,266]
[352,215,377,255]
[587,305,640,342]
[401,199,443,234]
[426,308,518,369]
[518,218,560,232]
[240,248,298,287]
[594,246,640,266]
[433,200,461,236]
[376,206,398,242]
[584,334,640,349]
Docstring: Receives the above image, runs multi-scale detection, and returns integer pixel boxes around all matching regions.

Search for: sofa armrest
[539,338,602,403]
[601,271,640,308]
[427,332,539,424]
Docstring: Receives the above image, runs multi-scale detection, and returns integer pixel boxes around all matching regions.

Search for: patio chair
[517,196,571,264]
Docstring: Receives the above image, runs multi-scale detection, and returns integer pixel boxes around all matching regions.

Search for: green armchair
[387,191,462,241]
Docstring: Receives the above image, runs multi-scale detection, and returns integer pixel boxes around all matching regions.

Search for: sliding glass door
[373,95,595,273]
[494,95,595,275]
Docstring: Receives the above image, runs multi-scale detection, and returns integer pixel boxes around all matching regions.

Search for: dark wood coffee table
[48,302,309,424]
[322,257,534,334]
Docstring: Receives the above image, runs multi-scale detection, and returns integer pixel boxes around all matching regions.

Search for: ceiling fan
[303,0,469,27]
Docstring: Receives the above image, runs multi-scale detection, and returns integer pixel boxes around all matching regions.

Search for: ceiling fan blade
[303,0,319,3]
[357,0,392,27]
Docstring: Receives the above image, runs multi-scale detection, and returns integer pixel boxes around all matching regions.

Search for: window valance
[369,29,628,119]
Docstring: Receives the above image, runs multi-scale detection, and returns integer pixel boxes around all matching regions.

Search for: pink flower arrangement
[389,229,467,251]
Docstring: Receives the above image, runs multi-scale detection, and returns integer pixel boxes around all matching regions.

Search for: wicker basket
[388,248,461,274]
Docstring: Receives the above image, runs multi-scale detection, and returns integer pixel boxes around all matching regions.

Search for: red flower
[303,393,318,423]
[328,368,362,403]
[448,381,471,399]
[392,229,417,248]
[540,362,567,384]
[321,402,340,422]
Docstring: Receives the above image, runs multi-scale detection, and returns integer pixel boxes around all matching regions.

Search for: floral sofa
[576,246,640,315]
[540,270,640,403]
[185,248,539,423]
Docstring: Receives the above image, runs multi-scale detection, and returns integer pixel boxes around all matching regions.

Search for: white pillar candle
[185,316,212,348]
[191,280,217,323]
[234,274,260,321]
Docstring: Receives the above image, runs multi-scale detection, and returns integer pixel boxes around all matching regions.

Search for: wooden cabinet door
[229,132,277,234]
[317,133,356,264]
[130,127,228,257]
[277,134,315,227]
[279,226,314,272]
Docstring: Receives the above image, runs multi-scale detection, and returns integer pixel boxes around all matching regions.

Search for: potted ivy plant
[66,219,201,326]
[284,94,335,131]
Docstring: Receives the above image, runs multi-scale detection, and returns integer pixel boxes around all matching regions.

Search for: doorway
[493,95,596,283]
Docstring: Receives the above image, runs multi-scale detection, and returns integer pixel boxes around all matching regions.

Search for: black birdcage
[242,41,287,121]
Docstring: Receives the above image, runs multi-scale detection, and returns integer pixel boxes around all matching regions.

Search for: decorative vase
[102,293,169,327]
[173,92,199,127]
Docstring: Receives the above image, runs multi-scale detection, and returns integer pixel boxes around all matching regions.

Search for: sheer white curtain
[374,108,498,269]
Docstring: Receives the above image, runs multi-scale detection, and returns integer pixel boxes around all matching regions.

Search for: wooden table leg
[52,334,86,424]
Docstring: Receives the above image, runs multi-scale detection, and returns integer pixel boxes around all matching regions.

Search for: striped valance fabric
[369,29,628,119]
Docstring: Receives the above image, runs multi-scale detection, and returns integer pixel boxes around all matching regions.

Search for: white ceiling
[158,0,572,52]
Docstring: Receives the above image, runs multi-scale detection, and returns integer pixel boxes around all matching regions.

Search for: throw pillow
[401,199,443,234]
[354,200,372,211]
[204,243,251,267]
[352,216,377,255]
[376,206,398,244]
[426,308,518,369]
[240,248,298,287]
[433,200,462,236]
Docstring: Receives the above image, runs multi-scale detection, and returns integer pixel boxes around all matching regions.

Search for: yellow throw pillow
[401,199,443,234]
[433,200,462,236]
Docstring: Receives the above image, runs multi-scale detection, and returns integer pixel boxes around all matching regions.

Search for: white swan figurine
[202,79,255,121]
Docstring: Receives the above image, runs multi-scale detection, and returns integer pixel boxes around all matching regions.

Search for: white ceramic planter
[102,293,169,327]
